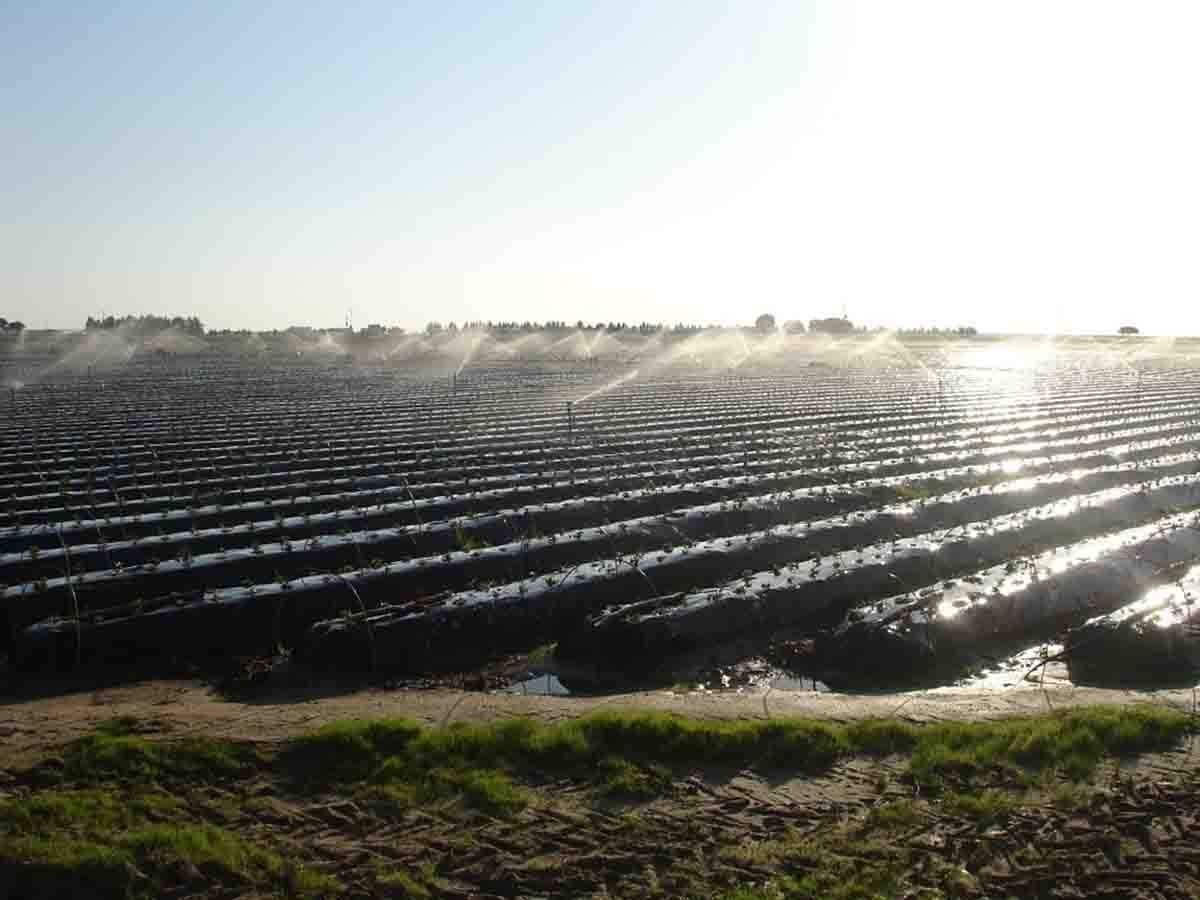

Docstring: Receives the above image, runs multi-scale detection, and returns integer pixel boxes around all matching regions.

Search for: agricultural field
[4,327,1200,694]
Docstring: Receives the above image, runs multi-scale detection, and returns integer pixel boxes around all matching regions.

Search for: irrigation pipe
[629,557,659,598]
[56,527,81,668]
[335,574,377,672]
[401,476,424,533]
[348,531,366,571]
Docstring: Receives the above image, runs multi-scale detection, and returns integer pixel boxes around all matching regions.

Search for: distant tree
[754,313,776,333]
[425,321,443,335]
[808,316,855,335]
[783,320,806,335]
[1119,325,1140,335]
[7,321,24,332]
[83,314,202,336]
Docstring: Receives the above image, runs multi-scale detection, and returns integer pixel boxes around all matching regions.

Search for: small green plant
[596,757,673,798]
[940,789,1018,823]
[526,643,557,664]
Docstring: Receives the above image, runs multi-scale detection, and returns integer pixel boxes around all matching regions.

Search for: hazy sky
[6,2,1199,334]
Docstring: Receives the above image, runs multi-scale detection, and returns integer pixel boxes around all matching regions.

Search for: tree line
[425,321,713,335]
[85,315,205,336]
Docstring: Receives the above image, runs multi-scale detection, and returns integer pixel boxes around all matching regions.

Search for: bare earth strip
[3,673,1199,765]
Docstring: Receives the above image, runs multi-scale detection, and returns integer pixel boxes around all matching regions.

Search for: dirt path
[2,666,1197,763]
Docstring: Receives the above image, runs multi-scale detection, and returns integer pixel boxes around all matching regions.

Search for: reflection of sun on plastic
[949,343,1056,400]
[1001,458,1024,475]
[937,597,965,620]
[1148,608,1180,628]
[962,343,1054,373]
[1049,556,1072,575]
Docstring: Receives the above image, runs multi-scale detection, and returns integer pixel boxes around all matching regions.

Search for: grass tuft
[59,731,261,784]
[864,798,922,830]
[597,756,674,798]
[278,705,1191,798]
[941,789,1018,823]
[283,718,422,784]
[0,789,337,899]
[526,642,557,664]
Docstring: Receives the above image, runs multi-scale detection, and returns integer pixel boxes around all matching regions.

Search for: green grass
[900,704,1188,786]
[453,525,487,552]
[713,833,935,900]
[279,709,851,794]
[893,483,933,502]
[713,794,982,900]
[5,704,1190,897]
[30,706,1196,802]
[2,705,1195,899]
[864,798,923,830]
[1050,781,1094,810]
[278,704,1193,794]
[421,766,528,815]
[940,789,1019,823]
[372,859,441,898]
[597,756,674,798]
[526,641,557,664]
[0,788,181,832]
[0,788,337,900]
[57,718,262,784]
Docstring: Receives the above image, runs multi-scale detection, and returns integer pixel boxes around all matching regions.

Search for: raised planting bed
[823,515,1200,683]
[1064,565,1200,686]
[553,477,1200,674]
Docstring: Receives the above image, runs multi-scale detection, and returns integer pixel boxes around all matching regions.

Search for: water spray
[575,367,641,406]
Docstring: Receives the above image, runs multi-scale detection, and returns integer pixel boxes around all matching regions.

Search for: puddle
[940,642,1068,691]
[497,672,572,696]
[493,660,829,697]
[742,671,829,693]
[687,659,830,694]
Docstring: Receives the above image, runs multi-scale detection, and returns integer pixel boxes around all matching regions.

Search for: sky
[5,1,1200,335]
